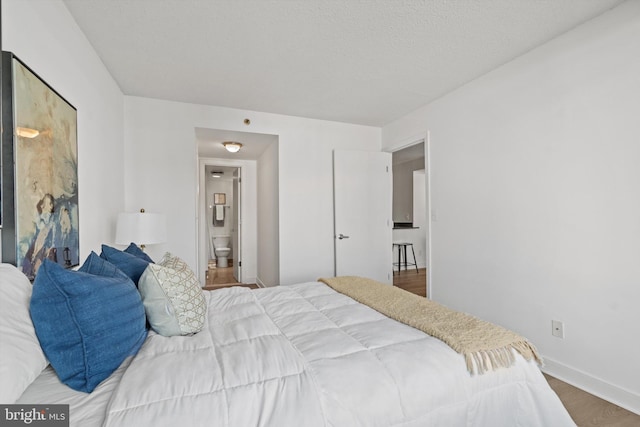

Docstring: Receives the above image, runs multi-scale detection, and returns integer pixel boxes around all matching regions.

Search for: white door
[334,150,392,284]
[232,168,242,282]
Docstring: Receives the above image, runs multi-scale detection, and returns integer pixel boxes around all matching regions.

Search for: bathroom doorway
[205,164,242,286]
[195,127,279,288]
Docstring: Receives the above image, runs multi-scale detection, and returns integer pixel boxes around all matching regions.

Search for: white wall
[393,157,425,222]
[412,170,427,268]
[383,2,640,413]
[124,96,380,285]
[257,142,280,287]
[2,0,125,259]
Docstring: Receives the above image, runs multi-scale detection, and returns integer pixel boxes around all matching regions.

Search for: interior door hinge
[386,166,389,172]
[239,261,242,267]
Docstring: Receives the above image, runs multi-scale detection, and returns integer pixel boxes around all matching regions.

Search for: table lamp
[115,208,167,250]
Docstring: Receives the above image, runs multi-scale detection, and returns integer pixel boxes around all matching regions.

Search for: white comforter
[101,282,574,427]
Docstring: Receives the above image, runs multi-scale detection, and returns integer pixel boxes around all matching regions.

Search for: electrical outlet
[551,320,564,339]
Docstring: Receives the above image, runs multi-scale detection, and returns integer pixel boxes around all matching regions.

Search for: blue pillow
[30,259,147,393]
[124,243,154,263]
[100,244,150,284]
[79,251,129,278]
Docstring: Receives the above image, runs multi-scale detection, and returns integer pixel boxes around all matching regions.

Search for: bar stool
[392,242,419,275]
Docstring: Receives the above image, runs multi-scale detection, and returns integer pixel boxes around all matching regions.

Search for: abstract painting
[1,52,79,280]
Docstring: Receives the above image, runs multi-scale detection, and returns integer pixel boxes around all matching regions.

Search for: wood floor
[393,267,427,297]
[544,374,640,427]
[203,261,257,290]
[205,263,428,292]
[395,269,640,426]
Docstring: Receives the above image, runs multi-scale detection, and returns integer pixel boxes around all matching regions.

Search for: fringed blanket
[318,276,542,375]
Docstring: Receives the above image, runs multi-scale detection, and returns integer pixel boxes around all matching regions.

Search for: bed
[1,257,576,427]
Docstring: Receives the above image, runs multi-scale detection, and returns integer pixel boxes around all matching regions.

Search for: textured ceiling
[63,0,625,126]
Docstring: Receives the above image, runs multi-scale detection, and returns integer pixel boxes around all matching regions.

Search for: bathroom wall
[205,175,234,257]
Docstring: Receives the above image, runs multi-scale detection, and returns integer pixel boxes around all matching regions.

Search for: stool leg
[403,245,407,271]
[410,244,418,274]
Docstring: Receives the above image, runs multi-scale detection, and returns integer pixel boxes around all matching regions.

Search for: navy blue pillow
[100,244,150,285]
[124,243,154,263]
[30,259,147,393]
[80,251,129,278]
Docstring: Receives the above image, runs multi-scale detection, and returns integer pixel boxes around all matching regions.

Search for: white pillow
[138,253,206,336]
[0,263,48,403]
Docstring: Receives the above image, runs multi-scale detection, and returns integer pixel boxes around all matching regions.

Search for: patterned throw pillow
[138,253,206,336]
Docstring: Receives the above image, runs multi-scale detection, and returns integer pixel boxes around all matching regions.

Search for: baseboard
[241,276,260,287]
[542,356,640,415]
[254,277,281,288]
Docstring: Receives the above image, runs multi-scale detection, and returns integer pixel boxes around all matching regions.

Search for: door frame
[384,131,432,298]
[232,167,242,282]
[197,157,248,286]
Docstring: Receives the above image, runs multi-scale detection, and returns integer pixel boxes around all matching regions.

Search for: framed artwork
[1,51,79,280]
[214,193,226,205]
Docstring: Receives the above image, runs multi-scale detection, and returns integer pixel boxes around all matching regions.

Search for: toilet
[212,235,231,268]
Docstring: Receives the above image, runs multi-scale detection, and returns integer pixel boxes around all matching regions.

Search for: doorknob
[338,234,350,240]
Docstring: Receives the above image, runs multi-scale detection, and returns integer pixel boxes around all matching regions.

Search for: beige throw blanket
[318,276,542,375]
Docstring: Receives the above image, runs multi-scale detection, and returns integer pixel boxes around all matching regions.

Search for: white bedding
[19,282,575,427]
[17,358,130,427]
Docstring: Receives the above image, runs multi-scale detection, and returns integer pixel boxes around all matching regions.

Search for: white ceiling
[204,165,239,182]
[63,0,624,127]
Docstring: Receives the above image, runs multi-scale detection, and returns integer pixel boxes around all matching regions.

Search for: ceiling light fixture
[211,171,223,178]
[223,142,243,153]
[16,127,40,138]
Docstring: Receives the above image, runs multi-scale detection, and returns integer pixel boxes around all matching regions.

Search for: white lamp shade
[115,212,167,246]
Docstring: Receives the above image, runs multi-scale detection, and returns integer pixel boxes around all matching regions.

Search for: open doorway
[195,127,280,289]
[390,138,430,297]
[204,165,241,287]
